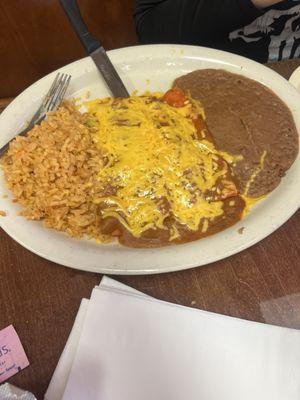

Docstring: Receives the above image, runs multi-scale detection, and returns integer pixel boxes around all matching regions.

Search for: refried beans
[174,69,299,197]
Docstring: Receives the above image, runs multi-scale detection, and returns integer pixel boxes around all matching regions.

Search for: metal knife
[59,0,129,98]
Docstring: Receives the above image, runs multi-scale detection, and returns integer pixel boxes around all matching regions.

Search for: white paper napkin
[46,277,300,400]
[45,278,143,400]
[44,299,89,400]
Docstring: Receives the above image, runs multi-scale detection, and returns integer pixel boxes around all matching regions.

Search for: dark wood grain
[0,0,137,98]
[0,60,300,399]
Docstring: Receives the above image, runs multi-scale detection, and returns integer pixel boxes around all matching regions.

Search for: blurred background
[0,0,137,99]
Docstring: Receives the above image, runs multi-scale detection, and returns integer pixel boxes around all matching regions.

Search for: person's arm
[251,0,284,9]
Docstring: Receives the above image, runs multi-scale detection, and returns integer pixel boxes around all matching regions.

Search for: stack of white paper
[45,277,300,400]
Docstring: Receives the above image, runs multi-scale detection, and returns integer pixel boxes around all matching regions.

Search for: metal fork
[0,72,71,157]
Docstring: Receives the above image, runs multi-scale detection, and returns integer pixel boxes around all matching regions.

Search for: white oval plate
[0,45,299,274]
[289,65,300,90]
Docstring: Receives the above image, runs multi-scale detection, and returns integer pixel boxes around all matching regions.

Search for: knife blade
[90,46,130,98]
[59,0,129,98]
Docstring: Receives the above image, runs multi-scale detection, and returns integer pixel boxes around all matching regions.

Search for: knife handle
[60,0,101,54]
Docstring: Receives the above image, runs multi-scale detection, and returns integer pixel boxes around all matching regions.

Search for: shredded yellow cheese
[86,94,237,239]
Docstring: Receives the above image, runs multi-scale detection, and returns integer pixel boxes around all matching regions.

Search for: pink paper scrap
[0,325,29,383]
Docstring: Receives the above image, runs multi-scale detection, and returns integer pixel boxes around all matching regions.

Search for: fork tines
[44,73,72,113]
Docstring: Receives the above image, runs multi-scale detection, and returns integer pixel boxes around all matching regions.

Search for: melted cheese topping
[242,195,266,216]
[244,150,267,196]
[86,94,238,239]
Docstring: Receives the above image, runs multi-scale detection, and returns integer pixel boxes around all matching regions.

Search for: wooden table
[1,59,300,399]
